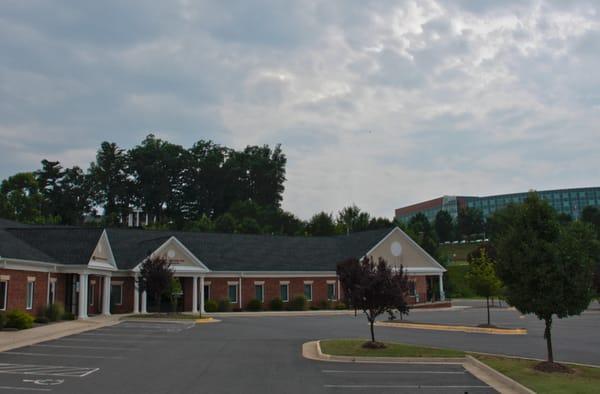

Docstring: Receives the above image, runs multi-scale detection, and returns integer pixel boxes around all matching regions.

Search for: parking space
[0,321,192,392]
[319,362,496,393]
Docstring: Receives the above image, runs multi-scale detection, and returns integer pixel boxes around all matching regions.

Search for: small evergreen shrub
[246,299,262,311]
[288,295,307,311]
[318,300,332,310]
[309,304,320,310]
[204,300,218,313]
[44,303,65,322]
[217,299,232,312]
[334,302,347,310]
[34,316,49,324]
[0,311,6,329]
[6,310,34,330]
[62,311,75,320]
[270,297,283,311]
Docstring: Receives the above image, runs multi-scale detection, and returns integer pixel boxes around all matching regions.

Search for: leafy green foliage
[406,213,439,258]
[44,303,65,322]
[0,311,6,329]
[6,310,34,330]
[246,299,262,311]
[434,210,454,242]
[307,212,336,236]
[492,192,597,363]
[288,295,307,311]
[217,299,232,312]
[466,249,502,325]
[457,207,485,241]
[204,300,218,312]
[269,297,284,311]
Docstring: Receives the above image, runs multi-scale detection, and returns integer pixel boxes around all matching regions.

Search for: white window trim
[255,283,264,302]
[26,281,35,310]
[0,280,7,311]
[48,279,56,305]
[227,283,238,304]
[304,283,313,301]
[111,283,123,306]
[89,283,95,306]
[280,283,289,302]
[327,282,337,301]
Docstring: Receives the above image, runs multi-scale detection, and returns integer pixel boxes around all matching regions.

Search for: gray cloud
[1,0,599,219]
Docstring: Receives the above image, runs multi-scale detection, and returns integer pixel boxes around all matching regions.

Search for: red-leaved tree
[337,257,410,345]
[137,255,173,313]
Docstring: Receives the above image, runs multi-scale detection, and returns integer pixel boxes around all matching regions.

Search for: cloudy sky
[1,1,599,219]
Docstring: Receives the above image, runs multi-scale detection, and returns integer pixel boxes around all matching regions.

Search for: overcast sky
[1,1,599,219]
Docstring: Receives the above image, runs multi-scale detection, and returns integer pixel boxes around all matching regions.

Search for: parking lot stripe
[0,363,99,378]
[77,333,166,338]
[324,384,491,389]
[1,352,124,360]
[57,337,158,343]
[32,344,137,351]
[0,386,51,392]
[322,370,466,375]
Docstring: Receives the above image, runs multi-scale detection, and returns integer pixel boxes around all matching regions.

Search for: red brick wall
[0,268,49,315]
[50,273,67,308]
[181,277,192,312]
[111,276,135,314]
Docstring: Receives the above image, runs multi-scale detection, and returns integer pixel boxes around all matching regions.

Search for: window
[280,283,289,302]
[0,281,7,310]
[255,284,264,302]
[408,281,417,296]
[26,281,35,310]
[304,283,312,301]
[228,284,238,303]
[327,283,336,301]
[203,284,210,301]
[89,283,95,306]
[48,280,56,305]
[110,284,123,305]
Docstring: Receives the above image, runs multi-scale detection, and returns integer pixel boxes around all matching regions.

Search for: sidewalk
[0,315,120,352]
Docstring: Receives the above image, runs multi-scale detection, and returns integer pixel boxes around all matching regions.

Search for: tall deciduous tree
[407,213,439,258]
[0,173,44,223]
[35,159,63,219]
[337,257,410,345]
[307,212,336,236]
[492,193,597,369]
[137,255,173,313]
[337,205,370,234]
[434,210,454,242]
[466,249,502,326]
[457,207,484,241]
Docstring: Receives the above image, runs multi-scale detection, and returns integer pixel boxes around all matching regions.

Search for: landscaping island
[319,339,600,394]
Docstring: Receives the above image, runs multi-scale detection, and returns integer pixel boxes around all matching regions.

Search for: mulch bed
[533,361,574,374]
[362,341,387,349]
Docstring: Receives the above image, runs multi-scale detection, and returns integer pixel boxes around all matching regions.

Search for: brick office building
[0,219,446,318]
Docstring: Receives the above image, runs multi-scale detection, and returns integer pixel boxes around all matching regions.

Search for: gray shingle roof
[1,220,393,271]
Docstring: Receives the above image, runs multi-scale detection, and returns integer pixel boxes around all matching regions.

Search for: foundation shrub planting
[6,310,34,330]
[204,300,218,313]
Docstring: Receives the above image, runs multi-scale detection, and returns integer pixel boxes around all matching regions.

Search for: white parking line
[1,352,123,360]
[324,385,491,389]
[32,344,137,351]
[0,386,51,392]
[77,333,166,338]
[322,370,466,374]
[0,363,99,378]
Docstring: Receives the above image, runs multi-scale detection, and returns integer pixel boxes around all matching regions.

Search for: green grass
[475,355,600,394]
[319,339,465,358]
[439,242,483,262]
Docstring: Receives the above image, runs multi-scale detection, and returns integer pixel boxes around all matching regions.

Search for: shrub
[246,299,262,311]
[217,299,232,312]
[44,303,65,322]
[6,310,34,330]
[334,302,347,310]
[34,316,49,324]
[270,297,284,311]
[204,300,218,313]
[309,304,320,310]
[62,311,75,321]
[0,311,6,329]
[288,295,307,311]
[318,300,332,310]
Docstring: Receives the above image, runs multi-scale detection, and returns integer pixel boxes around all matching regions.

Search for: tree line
[0,135,395,236]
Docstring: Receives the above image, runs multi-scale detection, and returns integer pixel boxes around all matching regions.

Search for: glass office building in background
[395,187,600,223]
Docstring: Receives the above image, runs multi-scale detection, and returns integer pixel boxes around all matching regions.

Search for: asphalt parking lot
[0,319,495,394]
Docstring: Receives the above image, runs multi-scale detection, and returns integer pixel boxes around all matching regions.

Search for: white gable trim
[362,227,446,273]
[88,230,117,271]
[132,236,209,273]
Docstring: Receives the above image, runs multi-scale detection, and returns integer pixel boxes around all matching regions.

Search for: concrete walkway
[0,315,120,352]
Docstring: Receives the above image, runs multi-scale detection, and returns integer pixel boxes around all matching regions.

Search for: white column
[78,273,88,320]
[439,274,446,301]
[133,277,140,314]
[199,276,205,314]
[102,276,111,315]
[238,277,242,309]
[141,290,148,314]
[192,276,198,314]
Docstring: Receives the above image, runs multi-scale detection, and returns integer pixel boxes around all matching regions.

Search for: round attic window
[167,249,176,259]
[390,241,402,257]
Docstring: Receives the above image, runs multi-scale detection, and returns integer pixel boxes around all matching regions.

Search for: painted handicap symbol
[23,378,64,386]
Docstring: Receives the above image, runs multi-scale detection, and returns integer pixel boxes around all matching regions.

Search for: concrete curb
[302,341,535,394]
[375,321,527,335]
[206,310,357,317]
[464,355,535,394]
[0,318,120,353]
